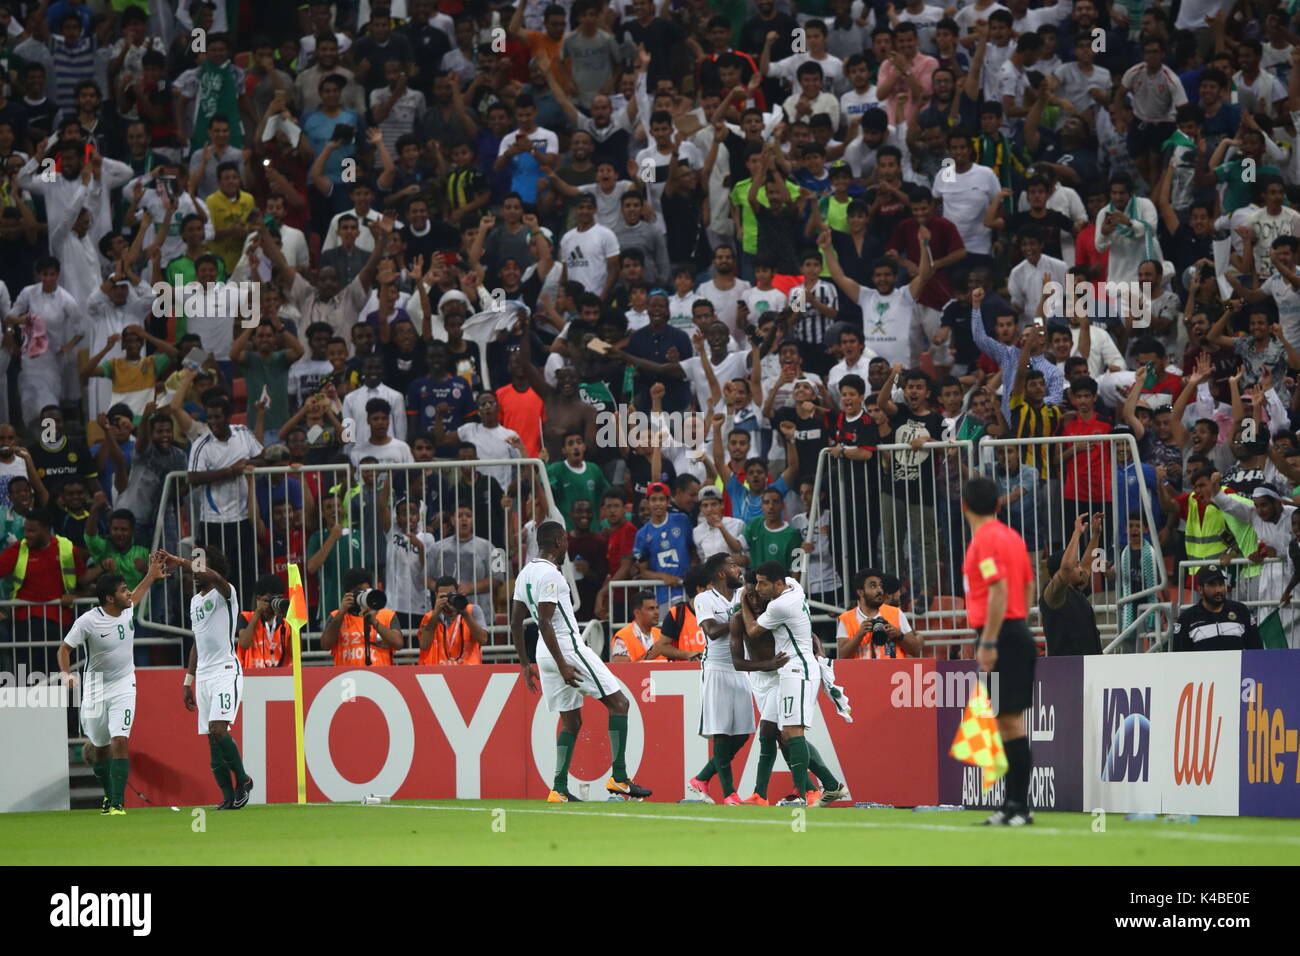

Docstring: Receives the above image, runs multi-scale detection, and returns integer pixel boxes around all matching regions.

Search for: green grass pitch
[5,801,1300,865]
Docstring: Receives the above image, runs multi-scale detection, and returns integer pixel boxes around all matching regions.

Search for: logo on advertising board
[1240,651,1300,818]
[1101,687,1151,783]
[1173,682,1221,786]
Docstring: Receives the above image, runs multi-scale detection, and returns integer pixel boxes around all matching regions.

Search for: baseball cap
[646,482,671,498]
[1195,565,1228,587]
[574,193,597,208]
[699,485,723,501]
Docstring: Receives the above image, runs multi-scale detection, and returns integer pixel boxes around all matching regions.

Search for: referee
[961,476,1036,826]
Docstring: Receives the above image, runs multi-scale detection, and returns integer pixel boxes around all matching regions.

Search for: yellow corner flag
[287,565,309,804]
[949,682,1008,792]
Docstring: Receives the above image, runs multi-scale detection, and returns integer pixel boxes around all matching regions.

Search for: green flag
[1259,610,1289,649]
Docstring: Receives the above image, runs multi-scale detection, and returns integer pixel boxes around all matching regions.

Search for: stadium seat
[919,596,966,660]
[231,376,248,412]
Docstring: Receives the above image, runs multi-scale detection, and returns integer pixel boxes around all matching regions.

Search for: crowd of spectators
[2,0,1299,675]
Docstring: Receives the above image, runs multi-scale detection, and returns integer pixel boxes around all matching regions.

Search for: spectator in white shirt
[442,391,524,492]
[1007,228,1067,325]
[693,485,748,560]
[348,396,414,468]
[342,356,409,441]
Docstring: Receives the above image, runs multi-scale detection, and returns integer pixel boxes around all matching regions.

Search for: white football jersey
[757,578,814,677]
[64,606,137,698]
[513,559,579,646]
[191,585,241,677]
[694,586,739,672]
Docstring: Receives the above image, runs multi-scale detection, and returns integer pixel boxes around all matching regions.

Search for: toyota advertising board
[1083,654,1240,816]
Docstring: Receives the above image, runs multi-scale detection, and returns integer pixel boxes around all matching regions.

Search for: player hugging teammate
[688,557,850,807]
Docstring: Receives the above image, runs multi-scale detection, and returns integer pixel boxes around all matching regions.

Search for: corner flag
[287,565,309,804]
[949,682,1008,792]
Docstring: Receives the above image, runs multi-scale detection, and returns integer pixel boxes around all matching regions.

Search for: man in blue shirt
[720,424,801,524]
[406,346,477,456]
[1113,424,1161,530]
[625,291,694,413]
[633,481,694,607]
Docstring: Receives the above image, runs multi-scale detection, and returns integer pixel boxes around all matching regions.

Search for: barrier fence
[805,432,1169,656]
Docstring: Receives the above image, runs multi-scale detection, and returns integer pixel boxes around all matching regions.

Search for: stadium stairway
[66,737,102,810]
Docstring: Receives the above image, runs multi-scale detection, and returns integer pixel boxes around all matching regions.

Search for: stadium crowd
[2,0,1300,677]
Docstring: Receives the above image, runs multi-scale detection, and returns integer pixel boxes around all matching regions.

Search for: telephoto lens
[449,593,469,612]
[269,597,291,616]
[356,588,387,611]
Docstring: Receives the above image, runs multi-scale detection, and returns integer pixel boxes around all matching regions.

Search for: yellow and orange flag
[286,565,309,636]
[949,682,1008,792]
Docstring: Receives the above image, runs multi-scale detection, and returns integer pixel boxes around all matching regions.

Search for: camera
[870,617,897,658]
[354,588,387,612]
[448,593,469,612]
[268,597,291,616]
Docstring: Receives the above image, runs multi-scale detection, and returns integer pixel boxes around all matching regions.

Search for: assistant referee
[961,476,1036,826]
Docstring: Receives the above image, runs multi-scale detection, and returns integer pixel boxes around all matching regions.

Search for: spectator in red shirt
[595,488,638,623]
[1130,337,1184,399]
[1060,375,1114,546]
[886,188,966,371]
[0,508,89,649]
[960,475,1036,826]
[496,350,546,458]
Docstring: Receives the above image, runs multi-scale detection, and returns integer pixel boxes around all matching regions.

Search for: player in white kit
[511,521,652,803]
[688,553,782,805]
[741,561,822,806]
[163,547,255,810]
[58,554,167,814]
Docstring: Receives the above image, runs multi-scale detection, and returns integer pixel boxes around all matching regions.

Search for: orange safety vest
[838,604,909,659]
[417,606,484,666]
[665,601,706,658]
[237,611,289,668]
[612,622,662,661]
[329,608,399,666]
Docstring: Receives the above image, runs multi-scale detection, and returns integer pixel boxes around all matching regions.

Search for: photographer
[237,574,292,669]
[417,575,488,666]
[321,567,404,666]
[835,568,922,659]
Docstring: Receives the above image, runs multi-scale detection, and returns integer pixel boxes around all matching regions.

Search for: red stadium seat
[231,376,248,412]
[919,596,966,660]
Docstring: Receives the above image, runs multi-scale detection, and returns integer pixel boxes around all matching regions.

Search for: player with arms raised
[512,520,652,802]
[58,553,167,815]
[961,476,1037,826]
[163,547,255,810]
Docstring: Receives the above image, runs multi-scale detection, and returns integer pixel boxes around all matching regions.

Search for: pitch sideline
[309,801,1300,847]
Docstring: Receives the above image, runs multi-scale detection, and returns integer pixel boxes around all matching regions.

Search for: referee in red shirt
[961,476,1036,826]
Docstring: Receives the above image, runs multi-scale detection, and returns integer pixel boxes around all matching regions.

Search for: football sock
[694,758,716,783]
[1004,735,1032,811]
[609,714,629,781]
[90,759,111,800]
[754,735,777,799]
[807,743,840,791]
[219,735,249,785]
[713,736,735,796]
[553,730,577,793]
[786,737,811,797]
[108,757,129,807]
[209,736,234,802]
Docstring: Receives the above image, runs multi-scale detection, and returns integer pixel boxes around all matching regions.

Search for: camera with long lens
[268,597,291,616]
[354,588,387,612]
[448,593,469,612]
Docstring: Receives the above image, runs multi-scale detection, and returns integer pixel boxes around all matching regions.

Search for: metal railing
[804,432,1170,656]
[1154,556,1291,652]
[135,459,575,663]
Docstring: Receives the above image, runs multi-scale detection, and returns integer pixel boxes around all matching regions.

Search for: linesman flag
[286,565,309,635]
[949,683,1008,791]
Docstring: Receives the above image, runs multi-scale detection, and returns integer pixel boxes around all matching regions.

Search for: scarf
[1118,540,1158,633]
[1105,194,1156,261]
[1161,128,1194,154]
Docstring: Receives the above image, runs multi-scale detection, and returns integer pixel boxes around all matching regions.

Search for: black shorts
[1127,121,1175,156]
[993,618,1036,714]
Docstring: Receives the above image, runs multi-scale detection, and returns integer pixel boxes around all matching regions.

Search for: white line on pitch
[310,802,1300,847]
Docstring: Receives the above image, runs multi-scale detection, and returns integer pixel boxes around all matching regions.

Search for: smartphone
[331,123,355,144]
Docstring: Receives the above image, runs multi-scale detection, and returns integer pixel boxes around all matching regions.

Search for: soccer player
[689,553,768,805]
[961,476,1036,826]
[165,547,255,810]
[58,554,166,815]
[511,520,651,803]
[740,561,850,806]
